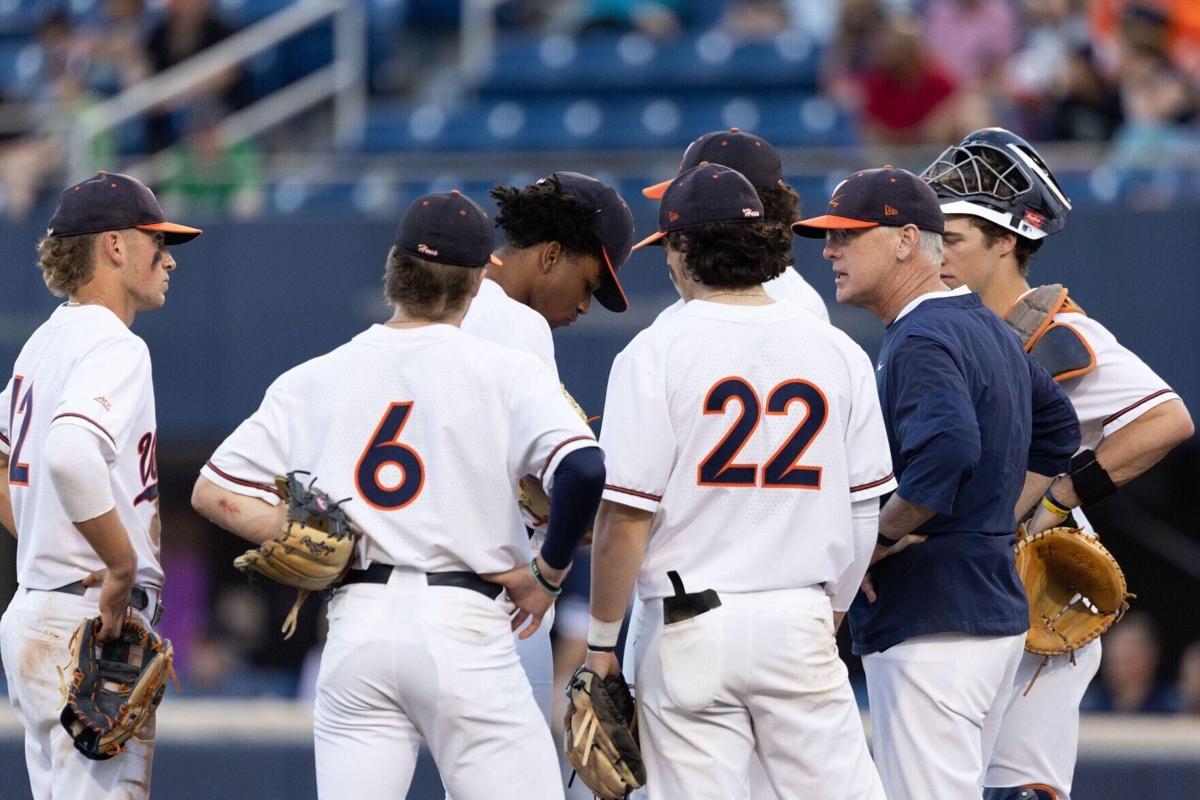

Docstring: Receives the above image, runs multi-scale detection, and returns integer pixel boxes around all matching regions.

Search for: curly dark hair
[383,247,480,320]
[665,222,790,289]
[489,176,603,257]
[757,181,801,232]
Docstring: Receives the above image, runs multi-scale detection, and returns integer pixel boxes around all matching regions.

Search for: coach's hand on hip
[482,554,568,640]
[861,534,928,603]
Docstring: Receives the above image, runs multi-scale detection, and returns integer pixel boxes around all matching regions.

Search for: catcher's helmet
[920,127,1071,241]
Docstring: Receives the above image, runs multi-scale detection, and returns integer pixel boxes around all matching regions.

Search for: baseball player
[0,172,201,800]
[459,171,633,731]
[643,128,829,322]
[191,190,605,799]
[585,163,893,800]
[921,127,1194,800]
[794,166,1081,800]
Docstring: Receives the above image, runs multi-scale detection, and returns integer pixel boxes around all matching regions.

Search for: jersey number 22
[698,377,827,489]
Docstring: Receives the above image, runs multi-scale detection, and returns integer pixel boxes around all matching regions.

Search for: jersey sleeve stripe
[603,484,663,502]
[51,413,116,448]
[204,461,281,497]
[0,432,8,445]
[1101,388,1176,427]
[850,473,895,493]
[538,435,597,480]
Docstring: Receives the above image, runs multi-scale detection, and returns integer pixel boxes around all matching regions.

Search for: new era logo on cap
[793,166,945,239]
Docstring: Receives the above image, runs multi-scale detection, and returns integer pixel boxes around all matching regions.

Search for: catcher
[923,127,1193,800]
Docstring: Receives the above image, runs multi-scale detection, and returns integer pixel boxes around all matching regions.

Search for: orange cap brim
[641,179,672,200]
[137,221,203,244]
[790,215,880,238]
[490,253,504,267]
[631,230,667,250]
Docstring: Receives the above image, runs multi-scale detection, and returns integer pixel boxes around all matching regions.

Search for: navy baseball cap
[396,190,503,268]
[643,128,783,200]
[47,171,202,244]
[793,166,944,238]
[633,163,764,250]
[539,172,635,313]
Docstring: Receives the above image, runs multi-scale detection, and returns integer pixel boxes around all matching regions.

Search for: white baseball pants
[312,568,563,800]
[0,586,163,800]
[633,586,884,800]
[862,631,1026,800]
[985,640,1101,799]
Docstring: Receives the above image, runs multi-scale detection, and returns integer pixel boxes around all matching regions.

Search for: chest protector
[1003,284,1096,382]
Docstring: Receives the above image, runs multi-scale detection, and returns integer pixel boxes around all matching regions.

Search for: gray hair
[917,228,944,265]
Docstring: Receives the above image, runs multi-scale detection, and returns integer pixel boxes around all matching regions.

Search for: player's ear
[540,241,562,273]
[100,230,126,265]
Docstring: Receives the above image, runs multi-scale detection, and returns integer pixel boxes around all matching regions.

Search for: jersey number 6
[698,377,827,489]
[355,402,425,510]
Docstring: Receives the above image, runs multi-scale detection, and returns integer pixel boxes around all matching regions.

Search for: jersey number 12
[698,377,827,489]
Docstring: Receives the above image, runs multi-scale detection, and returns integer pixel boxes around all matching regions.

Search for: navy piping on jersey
[1102,388,1175,427]
[52,413,116,447]
[538,435,596,481]
[205,461,280,497]
[851,473,894,493]
[0,432,8,445]
[604,484,662,502]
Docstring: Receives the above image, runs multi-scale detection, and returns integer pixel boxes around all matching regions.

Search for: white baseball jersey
[460,278,557,374]
[600,300,895,601]
[0,305,163,590]
[201,324,595,575]
[1052,308,1179,449]
[655,265,830,324]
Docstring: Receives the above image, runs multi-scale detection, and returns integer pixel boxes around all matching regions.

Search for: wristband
[1069,449,1118,507]
[587,615,623,651]
[876,532,900,547]
[1040,490,1071,518]
[529,558,563,597]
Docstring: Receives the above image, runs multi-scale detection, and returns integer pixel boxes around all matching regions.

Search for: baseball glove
[59,616,174,761]
[564,666,645,800]
[518,386,596,529]
[234,472,360,638]
[1016,526,1134,657]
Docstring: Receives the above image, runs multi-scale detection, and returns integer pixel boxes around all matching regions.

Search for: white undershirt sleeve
[44,423,115,523]
[826,497,880,613]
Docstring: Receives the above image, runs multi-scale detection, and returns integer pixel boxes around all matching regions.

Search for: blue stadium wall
[1,205,1196,447]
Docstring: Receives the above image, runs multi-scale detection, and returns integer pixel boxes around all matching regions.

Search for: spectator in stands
[158,103,264,217]
[579,0,684,38]
[1085,612,1180,713]
[820,0,887,117]
[1049,43,1124,141]
[1178,640,1200,715]
[720,0,793,40]
[923,0,1019,86]
[86,0,152,96]
[858,15,981,144]
[1109,37,1197,168]
[145,0,246,152]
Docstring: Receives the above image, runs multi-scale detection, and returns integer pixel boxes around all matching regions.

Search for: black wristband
[529,558,563,597]
[586,644,617,653]
[877,532,900,547]
[1069,449,1118,507]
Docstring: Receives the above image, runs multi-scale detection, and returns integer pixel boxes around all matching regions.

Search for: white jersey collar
[892,285,971,324]
[680,298,800,324]
[354,322,460,345]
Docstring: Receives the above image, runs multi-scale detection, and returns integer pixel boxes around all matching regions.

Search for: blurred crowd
[3,0,1199,220]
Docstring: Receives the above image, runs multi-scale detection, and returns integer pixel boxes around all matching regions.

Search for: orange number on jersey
[697,377,827,489]
[355,402,425,510]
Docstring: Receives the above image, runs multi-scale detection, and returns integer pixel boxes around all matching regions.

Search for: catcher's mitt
[564,666,645,800]
[60,616,174,761]
[518,386,596,529]
[234,472,359,638]
[1016,526,1134,658]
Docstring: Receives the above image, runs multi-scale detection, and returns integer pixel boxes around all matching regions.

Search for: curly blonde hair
[36,234,99,297]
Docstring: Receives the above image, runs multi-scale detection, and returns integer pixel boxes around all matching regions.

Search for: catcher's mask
[921,127,1071,241]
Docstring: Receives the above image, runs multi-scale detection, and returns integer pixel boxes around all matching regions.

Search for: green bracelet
[529,558,563,597]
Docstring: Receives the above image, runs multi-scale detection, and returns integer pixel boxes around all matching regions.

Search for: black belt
[340,563,504,600]
[50,581,164,626]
